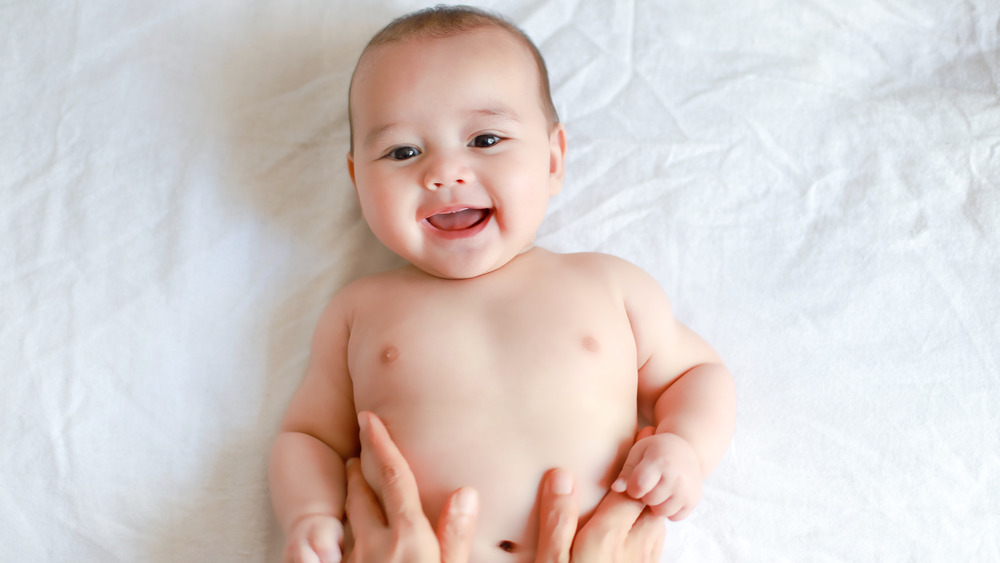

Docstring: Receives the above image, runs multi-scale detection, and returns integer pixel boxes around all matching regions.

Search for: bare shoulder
[320,266,416,318]
[557,251,669,302]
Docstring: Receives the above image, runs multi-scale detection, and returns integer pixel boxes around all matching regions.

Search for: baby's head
[347,6,567,279]
[348,5,560,154]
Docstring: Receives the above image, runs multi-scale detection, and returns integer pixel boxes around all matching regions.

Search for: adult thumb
[438,487,479,563]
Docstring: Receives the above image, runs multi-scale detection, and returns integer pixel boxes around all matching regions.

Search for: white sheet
[3,1,998,561]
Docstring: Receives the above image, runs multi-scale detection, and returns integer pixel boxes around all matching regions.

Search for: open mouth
[425,208,492,232]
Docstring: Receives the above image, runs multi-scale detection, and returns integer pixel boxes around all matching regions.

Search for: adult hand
[345,411,479,563]
[570,488,665,563]
[535,426,666,563]
[347,414,664,563]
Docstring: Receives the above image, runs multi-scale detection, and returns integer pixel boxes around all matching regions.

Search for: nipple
[381,346,400,364]
[582,335,600,353]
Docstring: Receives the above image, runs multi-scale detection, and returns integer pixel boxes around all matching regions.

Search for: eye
[385,146,421,161]
[470,134,503,148]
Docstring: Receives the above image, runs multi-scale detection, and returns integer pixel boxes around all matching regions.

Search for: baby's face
[348,28,565,279]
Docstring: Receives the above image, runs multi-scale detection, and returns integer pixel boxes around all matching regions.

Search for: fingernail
[454,487,478,515]
[611,478,626,492]
[551,469,574,495]
[345,457,357,470]
[357,411,371,432]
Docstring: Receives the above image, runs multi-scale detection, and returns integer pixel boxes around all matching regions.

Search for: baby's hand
[283,514,344,563]
[611,432,702,521]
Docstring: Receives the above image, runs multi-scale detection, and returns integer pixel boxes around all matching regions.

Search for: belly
[357,365,637,562]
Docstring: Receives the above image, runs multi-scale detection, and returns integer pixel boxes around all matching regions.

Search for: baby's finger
[534,468,577,563]
[639,478,674,508]
[626,463,662,499]
[611,446,643,494]
[291,543,323,563]
[666,503,694,522]
[648,491,688,520]
[308,525,343,563]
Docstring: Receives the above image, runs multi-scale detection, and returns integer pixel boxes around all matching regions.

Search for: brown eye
[387,146,420,160]
[471,134,502,148]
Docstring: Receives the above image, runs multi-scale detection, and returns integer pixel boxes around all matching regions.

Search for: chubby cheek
[358,181,394,229]
[493,160,552,225]
[362,195,399,234]
[358,186,417,249]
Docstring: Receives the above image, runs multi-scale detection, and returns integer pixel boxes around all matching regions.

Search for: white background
[2,0,998,560]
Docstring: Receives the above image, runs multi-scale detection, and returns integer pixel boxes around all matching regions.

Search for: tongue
[427,209,488,231]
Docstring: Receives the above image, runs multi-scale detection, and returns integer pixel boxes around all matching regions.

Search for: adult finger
[534,468,578,563]
[635,426,655,442]
[437,487,479,563]
[572,490,646,561]
[345,457,387,530]
[624,510,665,563]
[588,489,646,531]
[357,411,424,526]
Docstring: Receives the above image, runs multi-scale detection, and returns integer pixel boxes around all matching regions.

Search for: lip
[421,206,493,240]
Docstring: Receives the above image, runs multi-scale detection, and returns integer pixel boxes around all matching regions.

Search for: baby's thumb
[311,520,344,563]
[611,446,645,493]
[613,428,655,493]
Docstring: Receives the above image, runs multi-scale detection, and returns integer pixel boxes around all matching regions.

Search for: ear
[347,151,361,207]
[547,123,567,196]
[347,151,357,186]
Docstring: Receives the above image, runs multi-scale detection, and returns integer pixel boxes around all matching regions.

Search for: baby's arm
[610,258,736,520]
[269,292,360,562]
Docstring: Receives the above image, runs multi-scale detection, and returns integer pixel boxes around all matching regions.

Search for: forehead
[350,27,542,121]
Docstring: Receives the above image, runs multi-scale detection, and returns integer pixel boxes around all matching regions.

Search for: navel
[582,335,600,353]
[381,345,400,364]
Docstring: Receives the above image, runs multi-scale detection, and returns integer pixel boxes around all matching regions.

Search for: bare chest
[347,274,638,417]
[344,259,641,557]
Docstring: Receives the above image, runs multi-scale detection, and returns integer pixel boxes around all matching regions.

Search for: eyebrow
[468,104,521,122]
[361,104,522,150]
[363,124,399,150]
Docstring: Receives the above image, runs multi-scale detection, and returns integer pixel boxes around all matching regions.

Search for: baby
[269,6,736,563]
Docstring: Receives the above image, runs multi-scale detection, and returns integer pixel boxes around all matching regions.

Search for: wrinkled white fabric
[2,1,998,561]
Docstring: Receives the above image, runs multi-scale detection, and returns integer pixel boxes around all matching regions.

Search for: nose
[423,150,474,191]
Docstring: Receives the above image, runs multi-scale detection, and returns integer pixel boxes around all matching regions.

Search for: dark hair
[348,5,559,153]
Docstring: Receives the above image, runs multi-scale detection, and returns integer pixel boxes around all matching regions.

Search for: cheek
[362,190,401,227]
[356,170,394,214]
[489,154,552,224]
[357,180,417,240]
[511,149,555,197]
[489,147,549,186]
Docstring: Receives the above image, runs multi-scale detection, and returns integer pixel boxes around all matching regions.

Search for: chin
[425,263,494,280]
[415,254,507,280]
